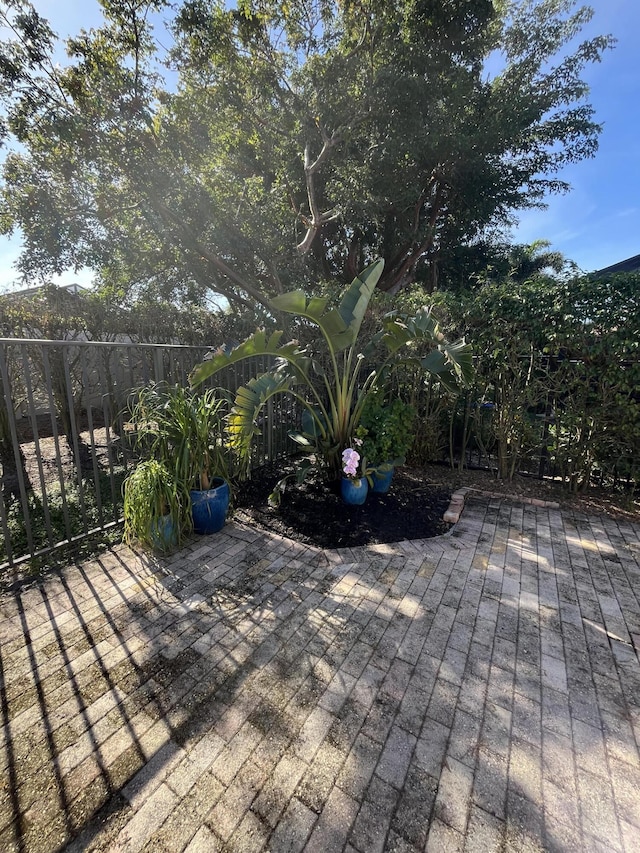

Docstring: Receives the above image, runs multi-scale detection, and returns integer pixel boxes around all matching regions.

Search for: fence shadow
[2,499,637,852]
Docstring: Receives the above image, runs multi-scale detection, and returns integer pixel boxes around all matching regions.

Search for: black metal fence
[3,337,637,570]
[0,338,295,569]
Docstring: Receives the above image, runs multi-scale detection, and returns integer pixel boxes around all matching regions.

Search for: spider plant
[123,459,182,551]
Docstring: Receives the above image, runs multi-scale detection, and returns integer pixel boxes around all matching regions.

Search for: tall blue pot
[190,477,230,535]
[341,476,369,505]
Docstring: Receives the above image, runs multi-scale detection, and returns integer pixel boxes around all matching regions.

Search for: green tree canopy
[0,0,613,309]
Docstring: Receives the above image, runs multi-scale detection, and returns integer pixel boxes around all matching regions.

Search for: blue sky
[512,0,640,273]
[0,0,638,291]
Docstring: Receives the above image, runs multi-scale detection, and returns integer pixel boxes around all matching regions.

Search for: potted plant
[122,459,182,552]
[127,383,232,535]
[190,260,472,488]
[340,439,371,504]
[358,393,416,492]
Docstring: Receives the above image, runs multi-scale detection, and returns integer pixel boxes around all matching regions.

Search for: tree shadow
[0,499,637,852]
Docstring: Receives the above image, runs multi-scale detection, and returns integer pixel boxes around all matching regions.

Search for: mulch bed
[233,460,451,549]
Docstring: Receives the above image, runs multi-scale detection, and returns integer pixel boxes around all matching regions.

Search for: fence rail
[0,338,294,569]
[2,337,637,571]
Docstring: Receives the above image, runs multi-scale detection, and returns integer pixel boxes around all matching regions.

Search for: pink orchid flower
[342,448,360,477]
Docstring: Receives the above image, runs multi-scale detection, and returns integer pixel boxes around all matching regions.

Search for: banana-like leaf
[190,329,303,387]
[310,358,326,377]
[378,320,413,354]
[409,306,443,338]
[269,258,385,354]
[443,339,474,385]
[427,366,459,394]
[418,339,473,384]
[269,291,306,313]
[375,307,473,390]
[286,407,328,452]
[301,407,327,436]
[288,431,314,447]
[226,370,295,470]
[306,295,330,316]
[335,258,385,348]
[419,341,473,391]
[270,291,348,339]
[379,307,441,352]
[275,354,313,386]
[420,349,449,375]
[268,458,314,507]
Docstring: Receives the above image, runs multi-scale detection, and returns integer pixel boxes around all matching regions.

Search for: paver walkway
[1,495,639,852]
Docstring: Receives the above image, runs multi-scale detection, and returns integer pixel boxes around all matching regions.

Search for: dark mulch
[233,460,451,549]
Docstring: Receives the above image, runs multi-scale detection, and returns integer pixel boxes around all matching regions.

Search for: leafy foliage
[420,269,640,489]
[191,259,472,479]
[1,467,125,568]
[123,381,234,550]
[123,458,183,551]
[358,393,416,469]
[0,0,614,306]
[126,380,233,497]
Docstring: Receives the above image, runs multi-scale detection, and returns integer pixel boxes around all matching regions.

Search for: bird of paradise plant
[190,259,472,481]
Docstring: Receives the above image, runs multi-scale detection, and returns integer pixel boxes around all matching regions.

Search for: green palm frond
[270,258,384,354]
[190,330,302,387]
[227,370,296,473]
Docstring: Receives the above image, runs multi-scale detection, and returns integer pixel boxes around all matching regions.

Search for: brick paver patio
[1,495,639,852]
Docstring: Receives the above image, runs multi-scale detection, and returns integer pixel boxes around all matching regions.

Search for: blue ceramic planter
[372,465,394,493]
[190,477,230,534]
[151,514,178,551]
[341,476,368,505]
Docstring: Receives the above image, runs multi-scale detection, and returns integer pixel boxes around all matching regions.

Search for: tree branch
[150,198,274,311]
[296,128,341,255]
[380,182,446,294]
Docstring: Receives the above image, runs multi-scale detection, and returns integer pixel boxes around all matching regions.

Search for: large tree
[0,0,613,308]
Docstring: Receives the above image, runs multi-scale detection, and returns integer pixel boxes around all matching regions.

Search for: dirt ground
[233,462,451,549]
[419,461,640,523]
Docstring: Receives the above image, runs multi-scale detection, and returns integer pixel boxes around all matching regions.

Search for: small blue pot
[151,514,178,551]
[372,465,394,494]
[341,476,369,505]
[190,478,230,535]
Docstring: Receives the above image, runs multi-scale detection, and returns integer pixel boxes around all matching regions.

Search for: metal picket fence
[0,338,294,570]
[4,337,636,572]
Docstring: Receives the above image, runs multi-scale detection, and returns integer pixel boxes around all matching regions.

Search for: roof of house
[595,254,640,275]
[0,282,86,302]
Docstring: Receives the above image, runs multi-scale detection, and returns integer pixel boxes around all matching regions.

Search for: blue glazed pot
[372,465,394,494]
[151,514,178,551]
[190,477,230,535]
[341,476,369,505]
